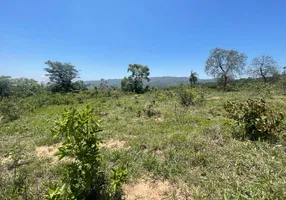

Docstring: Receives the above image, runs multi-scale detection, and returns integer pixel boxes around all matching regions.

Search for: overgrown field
[1,85,286,199]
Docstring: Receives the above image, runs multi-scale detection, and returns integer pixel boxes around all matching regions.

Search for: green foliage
[19,92,76,112]
[72,80,88,92]
[11,78,43,97]
[46,106,126,200]
[0,99,20,123]
[122,95,160,118]
[143,101,160,118]
[279,75,286,95]
[98,80,112,97]
[120,77,133,93]
[0,76,12,98]
[99,79,109,90]
[44,60,79,93]
[0,76,43,99]
[121,64,150,94]
[177,85,207,107]
[123,100,144,117]
[154,92,168,102]
[178,85,196,106]
[0,143,31,199]
[225,99,284,140]
[170,133,188,146]
[109,167,128,199]
[251,83,273,98]
[2,78,286,199]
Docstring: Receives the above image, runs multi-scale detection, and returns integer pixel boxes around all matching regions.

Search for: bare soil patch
[100,139,129,150]
[154,116,164,122]
[0,156,12,165]
[209,96,221,100]
[35,143,62,163]
[123,178,191,200]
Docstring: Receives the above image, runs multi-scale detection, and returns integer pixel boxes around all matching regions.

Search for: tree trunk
[261,74,267,82]
[223,75,228,91]
[260,67,267,82]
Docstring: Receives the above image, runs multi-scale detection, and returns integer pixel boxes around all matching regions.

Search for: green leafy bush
[0,99,20,123]
[143,101,160,118]
[224,99,284,140]
[178,85,196,106]
[196,87,207,106]
[0,76,12,98]
[177,85,206,107]
[278,75,286,95]
[47,106,127,200]
[251,83,276,99]
[154,92,167,102]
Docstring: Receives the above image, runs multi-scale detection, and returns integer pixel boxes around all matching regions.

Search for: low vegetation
[1,54,286,199]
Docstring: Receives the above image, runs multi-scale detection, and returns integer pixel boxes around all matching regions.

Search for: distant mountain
[85,77,215,88]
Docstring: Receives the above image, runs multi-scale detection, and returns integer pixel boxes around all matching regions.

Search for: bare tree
[248,55,279,82]
[205,48,247,90]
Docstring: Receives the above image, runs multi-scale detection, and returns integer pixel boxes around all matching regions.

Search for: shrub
[177,85,206,107]
[126,104,144,117]
[224,99,284,140]
[252,83,276,99]
[0,99,20,123]
[196,87,207,106]
[154,92,167,102]
[278,75,286,95]
[0,76,12,98]
[46,106,127,200]
[143,101,160,118]
[178,85,196,106]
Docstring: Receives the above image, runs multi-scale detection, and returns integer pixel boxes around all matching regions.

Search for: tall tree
[121,64,150,93]
[189,70,199,86]
[205,48,247,90]
[44,60,79,92]
[248,55,279,82]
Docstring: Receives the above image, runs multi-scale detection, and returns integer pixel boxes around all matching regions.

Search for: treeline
[1,47,286,99]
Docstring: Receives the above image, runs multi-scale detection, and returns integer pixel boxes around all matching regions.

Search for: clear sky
[1,0,286,82]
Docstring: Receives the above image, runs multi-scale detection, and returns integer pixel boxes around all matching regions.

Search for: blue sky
[1,0,286,82]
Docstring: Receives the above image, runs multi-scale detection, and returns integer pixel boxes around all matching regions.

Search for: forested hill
[85,77,215,88]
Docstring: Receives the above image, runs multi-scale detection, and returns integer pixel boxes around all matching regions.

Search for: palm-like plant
[189,70,199,86]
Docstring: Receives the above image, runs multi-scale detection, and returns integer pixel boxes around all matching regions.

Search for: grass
[1,87,286,199]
